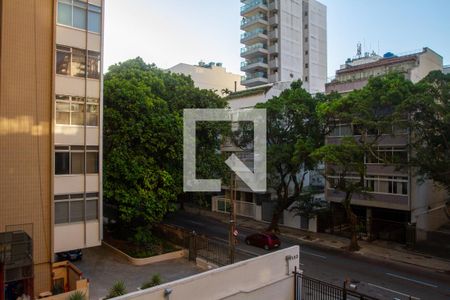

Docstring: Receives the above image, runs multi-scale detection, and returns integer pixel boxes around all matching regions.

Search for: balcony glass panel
[241,43,267,54]
[241,0,267,13]
[242,72,267,81]
[241,28,267,40]
[241,57,267,67]
[241,13,267,26]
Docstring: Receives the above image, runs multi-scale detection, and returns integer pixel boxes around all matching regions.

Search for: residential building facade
[168,62,244,96]
[240,0,327,94]
[444,65,450,74]
[324,48,448,242]
[326,48,443,94]
[0,0,104,297]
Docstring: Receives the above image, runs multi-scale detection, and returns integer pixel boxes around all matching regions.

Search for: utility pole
[228,171,236,264]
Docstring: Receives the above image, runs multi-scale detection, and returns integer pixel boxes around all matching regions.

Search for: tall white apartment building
[240,0,327,93]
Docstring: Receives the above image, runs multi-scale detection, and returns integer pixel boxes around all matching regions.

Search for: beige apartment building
[325,48,448,243]
[0,0,104,298]
[168,62,244,96]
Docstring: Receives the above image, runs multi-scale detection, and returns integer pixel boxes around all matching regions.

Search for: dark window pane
[86,200,98,220]
[73,6,87,29]
[71,152,85,174]
[55,202,69,224]
[72,49,86,77]
[87,52,100,79]
[70,200,84,222]
[55,152,70,175]
[88,11,101,33]
[86,152,99,173]
[56,51,71,75]
[57,2,72,26]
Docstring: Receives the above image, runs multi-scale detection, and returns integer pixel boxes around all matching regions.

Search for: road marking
[301,251,327,259]
[367,283,420,299]
[385,273,438,288]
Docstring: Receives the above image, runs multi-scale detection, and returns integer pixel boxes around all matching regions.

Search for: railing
[212,196,256,218]
[295,272,380,300]
[240,28,267,40]
[241,72,268,82]
[241,57,268,68]
[241,0,267,14]
[240,42,267,55]
[241,13,268,27]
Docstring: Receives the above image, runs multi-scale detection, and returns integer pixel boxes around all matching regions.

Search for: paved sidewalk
[185,205,450,273]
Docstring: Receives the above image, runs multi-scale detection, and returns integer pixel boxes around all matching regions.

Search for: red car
[245,232,281,250]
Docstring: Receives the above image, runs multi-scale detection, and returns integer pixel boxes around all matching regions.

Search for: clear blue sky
[104,0,450,77]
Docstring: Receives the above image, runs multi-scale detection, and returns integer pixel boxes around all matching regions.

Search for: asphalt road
[164,211,450,300]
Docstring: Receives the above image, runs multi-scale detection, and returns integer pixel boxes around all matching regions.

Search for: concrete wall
[115,246,300,300]
[410,48,443,83]
[305,0,327,93]
[168,63,244,96]
[0,0,55,295]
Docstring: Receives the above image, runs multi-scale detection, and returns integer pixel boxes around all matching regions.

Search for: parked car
[244,232,281,250]
[56,249,83,261]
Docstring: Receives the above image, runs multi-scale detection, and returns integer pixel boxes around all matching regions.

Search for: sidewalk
[184,205,450,273]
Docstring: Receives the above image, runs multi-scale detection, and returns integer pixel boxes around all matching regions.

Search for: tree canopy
[103,57,227,227]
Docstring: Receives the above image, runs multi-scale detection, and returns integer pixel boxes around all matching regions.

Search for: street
[164,211,450,300]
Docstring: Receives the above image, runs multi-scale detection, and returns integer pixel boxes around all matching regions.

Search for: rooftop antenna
[357,42,362,58]
[378,41,380,55]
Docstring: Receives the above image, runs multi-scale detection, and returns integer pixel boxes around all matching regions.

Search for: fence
[295,272,379,300]
[155,224,253,266]
[211,196,256,218]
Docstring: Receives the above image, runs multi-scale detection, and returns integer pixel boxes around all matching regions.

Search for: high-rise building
[240,0,327,93]
[0,0,104,297]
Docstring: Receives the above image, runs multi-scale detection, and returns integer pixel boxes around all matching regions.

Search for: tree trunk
[267,208,284,232]
[343,192,360,251]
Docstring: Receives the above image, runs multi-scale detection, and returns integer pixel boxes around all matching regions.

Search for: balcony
[241,28,268,45]
[240,43,268,59]
[241,13,268,31]
[268,29,278,41]
[268,43,279,54]
[241,0,268,17]
[269,14,279,26]
[269,59,279,69]
[268,0,279,11]
[241,57,269,72]
[241,71,269,87]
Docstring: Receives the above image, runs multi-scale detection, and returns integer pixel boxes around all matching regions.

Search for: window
[328,175,408,196]
[305,37,308,43]
[305,50,309,55]
[304,76,308,82]
[54,193,99,224]
[305,63,309,69]
[365,147,408,165]
[56,46,101,79]
[55,145,99,175]
[55,95,99,126]
[57,0,102,33]
[304,24,308,29]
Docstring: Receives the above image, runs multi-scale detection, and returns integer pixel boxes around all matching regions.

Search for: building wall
[443,66,450,75]
[278,0,303,82]
[0,0,55,294]
[168,63,244,96]
[114,246,300,300]
[409,48,443,83]
[305,0,327,93]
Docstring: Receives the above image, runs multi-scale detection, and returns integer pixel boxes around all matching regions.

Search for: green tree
[104,58,227,229]
[245,81,329,232]
[403,71,450,192]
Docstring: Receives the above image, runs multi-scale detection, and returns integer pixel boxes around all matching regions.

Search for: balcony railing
[241,71,267,81]
[241,0,268,15]
[240,43,267,55]
[241,13,268,27]
[241,57,268,68]
[240,28,267,41]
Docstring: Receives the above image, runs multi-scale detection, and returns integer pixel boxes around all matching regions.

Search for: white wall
[115,246,300,300]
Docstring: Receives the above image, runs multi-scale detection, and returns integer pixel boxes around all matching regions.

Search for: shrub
[106,281,127,299]
[68,291,85,300]
[140,274,162,289]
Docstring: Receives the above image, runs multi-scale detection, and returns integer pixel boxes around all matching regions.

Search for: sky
[104,0,450,78]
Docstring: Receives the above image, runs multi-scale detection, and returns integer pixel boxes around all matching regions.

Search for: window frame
[56,0,102,34]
